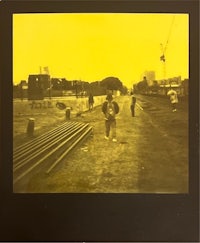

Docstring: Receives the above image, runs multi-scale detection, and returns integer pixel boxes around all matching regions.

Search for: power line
[163,15,176,54]
[160,15,176,79]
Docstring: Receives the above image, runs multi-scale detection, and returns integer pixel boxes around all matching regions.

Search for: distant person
[130,92,136,117]
[167,87,178,112]
[88,93,94,111]
[102,93,119,142]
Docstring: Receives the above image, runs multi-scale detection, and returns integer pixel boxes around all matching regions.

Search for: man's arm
[102,101,107,114]
[113,101,119,114]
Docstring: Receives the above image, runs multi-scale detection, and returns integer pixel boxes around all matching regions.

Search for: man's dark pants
[130,104,135,117]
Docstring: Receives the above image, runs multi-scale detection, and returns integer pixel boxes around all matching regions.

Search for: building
[141,70,156,86]
[28,74,50,100]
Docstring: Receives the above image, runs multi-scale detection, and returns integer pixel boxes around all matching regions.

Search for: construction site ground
[13,94,188,193]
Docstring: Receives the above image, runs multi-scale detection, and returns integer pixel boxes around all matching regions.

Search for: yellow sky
[13,13,188,87]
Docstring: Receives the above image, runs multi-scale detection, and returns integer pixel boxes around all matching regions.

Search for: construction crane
[160,15,175,80]
[160,43,166,80]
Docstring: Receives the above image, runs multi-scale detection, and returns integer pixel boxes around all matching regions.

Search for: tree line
[13,76,128,99]
[51,76,127,95]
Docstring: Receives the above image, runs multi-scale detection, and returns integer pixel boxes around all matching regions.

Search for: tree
[136,76,149,94]
[121,85,128,95]
[89,81,106,95]
[51,78,62,90]
[152,80,160,92]
[100,76,123,92]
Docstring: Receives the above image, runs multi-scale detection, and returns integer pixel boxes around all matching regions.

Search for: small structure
[27,118,35,136]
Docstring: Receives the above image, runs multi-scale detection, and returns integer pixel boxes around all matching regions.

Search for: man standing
[88,93,94,111]
[102,93,119,142]
[167,87,178,112]
[130,92,136,117]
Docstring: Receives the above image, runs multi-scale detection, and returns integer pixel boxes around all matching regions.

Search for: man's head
[106,93,113,101]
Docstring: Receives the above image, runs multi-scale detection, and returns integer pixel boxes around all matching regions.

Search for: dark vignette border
[0,0,199,242]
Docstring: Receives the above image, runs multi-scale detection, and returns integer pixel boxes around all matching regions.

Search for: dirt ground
[13,95,188,193]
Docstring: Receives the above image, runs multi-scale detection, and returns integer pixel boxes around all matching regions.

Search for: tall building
[141,70,156,86]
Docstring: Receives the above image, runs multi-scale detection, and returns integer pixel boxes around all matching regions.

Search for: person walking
[102,93,119,142]
[167,86,178,112]
[130,92,136,117]
[88,93,94,111]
